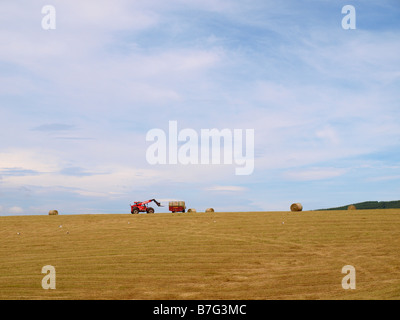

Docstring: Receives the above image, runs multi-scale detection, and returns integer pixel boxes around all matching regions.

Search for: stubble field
[0,210,399,300]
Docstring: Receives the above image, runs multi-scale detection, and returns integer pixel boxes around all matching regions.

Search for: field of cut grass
[0,210,399,300]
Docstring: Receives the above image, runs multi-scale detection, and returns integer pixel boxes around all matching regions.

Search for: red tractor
[130,199,162,214]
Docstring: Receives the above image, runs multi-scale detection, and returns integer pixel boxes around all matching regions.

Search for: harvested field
[0,210,399,300]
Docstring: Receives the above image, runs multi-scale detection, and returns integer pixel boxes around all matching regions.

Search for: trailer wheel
[131,207,139,214]
[147,207,154,214]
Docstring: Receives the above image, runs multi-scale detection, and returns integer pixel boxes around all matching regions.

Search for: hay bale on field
[48,210,58,216]
[290,203,303,212]
[187,208,196,213]
[205,208,215,213]
[348,205,356,210]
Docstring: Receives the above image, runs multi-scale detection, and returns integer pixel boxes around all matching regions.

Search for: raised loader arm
[136,199,163,206]
[151,199,163,207]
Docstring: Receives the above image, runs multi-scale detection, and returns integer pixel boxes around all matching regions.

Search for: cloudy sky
[0,0,399,215]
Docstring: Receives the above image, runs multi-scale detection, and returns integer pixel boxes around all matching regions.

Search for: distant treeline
[318,200,400,211]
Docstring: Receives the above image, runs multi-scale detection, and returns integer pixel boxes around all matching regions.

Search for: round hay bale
[48,210,58,216]
[187,208,196,213]
[347,205,356,210]
[205,208,215,213]
[290,203,303,212]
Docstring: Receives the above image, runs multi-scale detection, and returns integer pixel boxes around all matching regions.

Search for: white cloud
[61,0,159,31]
[0,150,59,173]
[205,186,246,192]
[296,30,400,85]
[366,175,400,182]
[9,206,24,214]
[316,126,340,145]
[283,168,348,181]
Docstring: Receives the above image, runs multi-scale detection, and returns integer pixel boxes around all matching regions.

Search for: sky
[0,0,399,215]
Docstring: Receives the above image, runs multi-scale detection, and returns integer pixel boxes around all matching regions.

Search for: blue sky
[0,0,399,215]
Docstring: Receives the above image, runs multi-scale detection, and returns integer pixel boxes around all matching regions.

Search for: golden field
[0,210,399,300]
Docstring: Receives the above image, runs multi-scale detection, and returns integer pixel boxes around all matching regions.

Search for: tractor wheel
[131,207,139,214]
[147,207,155,214]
